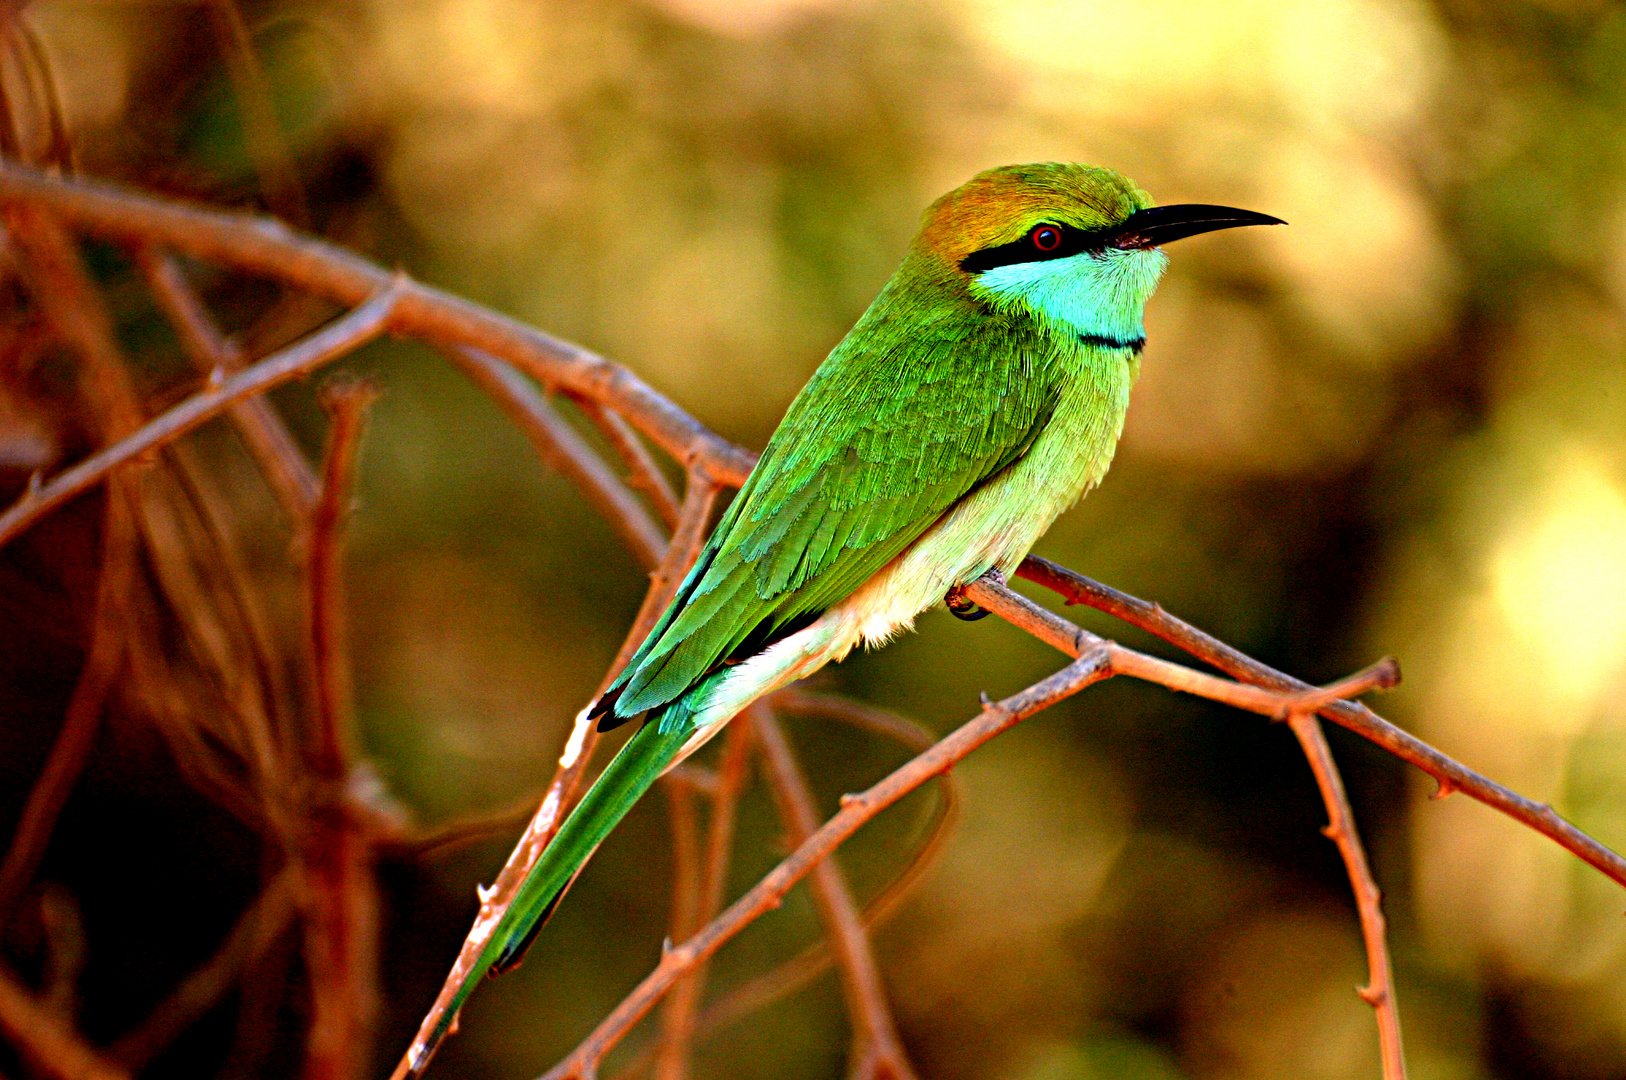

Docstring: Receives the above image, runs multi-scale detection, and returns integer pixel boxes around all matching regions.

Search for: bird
[406,162,1280,1073]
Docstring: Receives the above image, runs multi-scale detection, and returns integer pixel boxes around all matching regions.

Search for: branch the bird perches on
[2,158,1624,1080]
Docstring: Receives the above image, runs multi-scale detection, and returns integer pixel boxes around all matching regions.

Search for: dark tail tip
[490,886,567,976]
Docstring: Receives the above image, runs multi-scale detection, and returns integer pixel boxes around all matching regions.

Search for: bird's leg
[945,568,1005,621]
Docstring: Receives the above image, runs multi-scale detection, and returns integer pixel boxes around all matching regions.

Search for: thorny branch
[652,716,755,1080]
[2,156,1625,1080]
[536,649,1121,1080]
[1285,712,1406,1080]
[959,574,1409,1079]
[0,160,757,487]
[0,284,400,547]
[133,244,318,519]
[0,963,129,1080]
[1013,555,1626,888]
[299,378,382,1080]
[392,471,723,1080]
[753,708,919,1080]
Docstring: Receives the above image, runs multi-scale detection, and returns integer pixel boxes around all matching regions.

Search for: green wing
[603,294,1061,722]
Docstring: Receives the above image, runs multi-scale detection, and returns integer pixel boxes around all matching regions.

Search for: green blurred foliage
[4,0,1626,1078]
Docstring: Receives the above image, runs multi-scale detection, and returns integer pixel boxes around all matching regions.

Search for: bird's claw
[945,584,991,621]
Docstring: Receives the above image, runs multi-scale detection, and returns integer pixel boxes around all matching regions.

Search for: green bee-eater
[408,162,1279,1071]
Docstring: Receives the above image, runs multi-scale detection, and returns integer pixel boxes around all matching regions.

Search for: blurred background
[2,0,1626,1078]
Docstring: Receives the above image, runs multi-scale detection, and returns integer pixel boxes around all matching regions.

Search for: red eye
[1031,225,1062,251]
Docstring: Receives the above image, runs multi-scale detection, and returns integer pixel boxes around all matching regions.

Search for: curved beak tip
[1118,204,1286,247]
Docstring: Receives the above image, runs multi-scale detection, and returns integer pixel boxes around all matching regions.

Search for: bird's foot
[945,568,1005,621]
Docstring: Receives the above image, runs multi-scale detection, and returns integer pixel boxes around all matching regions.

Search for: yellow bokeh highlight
[1491,452,1626,713]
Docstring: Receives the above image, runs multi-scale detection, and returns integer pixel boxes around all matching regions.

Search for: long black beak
[1114,204,1285,249]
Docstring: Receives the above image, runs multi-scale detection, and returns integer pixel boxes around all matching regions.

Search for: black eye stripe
[959,221,1119,274]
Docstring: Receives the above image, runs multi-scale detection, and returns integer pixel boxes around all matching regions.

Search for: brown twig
[660,778,703,957]
[8,158,1622,1080]
[0,964,129,1080]
[0,204,150,921]
[6,17,74,171]
[962,574,1411,1073]
[299,377,381,1080]
[5,207,143,437]
[1013,555,1626,888]
[753,709,918,1080]
[538,649,1117,1080]
[0,283,400,549]
[110,871,299,1070]
[768,693,960,939]
[393,472,721,1080]
[385,792,545,861]
[437,344,665,570]
[133,244,318,518]
[609,695,958,1080]
[652,716,754,1080]
[0,160,757,487]
[0,486,133,920]
[575,398,682,531]
[959,576,1400,720]
[1284,712,1406,1080]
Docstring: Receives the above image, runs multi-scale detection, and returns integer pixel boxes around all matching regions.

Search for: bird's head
[917,163,1282,344]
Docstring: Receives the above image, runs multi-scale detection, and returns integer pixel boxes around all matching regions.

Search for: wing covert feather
[606,305,1060,719]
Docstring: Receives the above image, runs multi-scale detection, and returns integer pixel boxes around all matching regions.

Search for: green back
[605,256,1063,720]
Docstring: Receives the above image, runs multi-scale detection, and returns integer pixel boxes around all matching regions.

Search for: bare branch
[537,649,1116,1080]
[652,717,754,1080]
[959,576,1399,719]
[1284,713,1406,1080]
[133,244,318,518]
[608,696,959,1078]
[963,573,1410,1072]
[438,344,665,570]
[0,283,400,549]
[753,709,917,1080]
[299,378,381,1080]
[393,473,722,1080]
[0,159,757,486]
[0,964,129,1080]
[575,398,682,530]
[0,489,133,920]
[1014,555,1626,889]
[306,377,374,776]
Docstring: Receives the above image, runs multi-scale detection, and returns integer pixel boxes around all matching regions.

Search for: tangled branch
[0,157,1621,1080]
